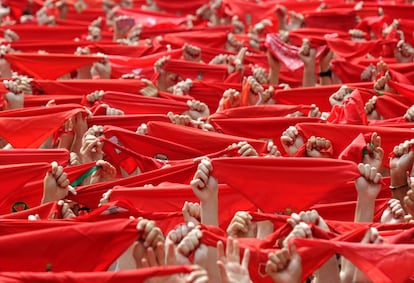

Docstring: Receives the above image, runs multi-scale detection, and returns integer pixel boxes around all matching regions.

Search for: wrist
[389,183,408,191]
[318,68,332,77]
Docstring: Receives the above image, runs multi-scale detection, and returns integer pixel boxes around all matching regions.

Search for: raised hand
[305,136,333,158]
[226,211,254,238]
[280,126,304,156]
[362,132,384,170]
[266,245,302,283]
[217,237,252,283]
[42,161,73,204]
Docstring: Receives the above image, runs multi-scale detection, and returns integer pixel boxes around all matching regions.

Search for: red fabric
[0,266,194,283]
[211,157,360,213]
[222,0,278,25]
[30,79,147,97]
[274,82,373,112]
[287,28,349,47]
[373,92,410,119]
[338,132,371,163]
[186,81,241,112]
[0,218,139,272]
[381,3,414,21]
[0,202,62,220]
[10,41,89,54]
[110,183,256,230]
[0,104,85,148]
[330,58,371,83]
[0,162,96,215]
[303,9,357,32]
[240,80,251,107]
[87,114,169,132]
[0,219,78,236]
[325,37,395,61]
[210,104,313,119]
[70,160,198,209]
[295,122,414,167]
[355,15,389,40]
[326,89,368,125]
[294,237,414,283]
[265,33,327,71]
[108,49,183,79]
[388,80,414,104]
[160,26,232,49]
[4,53,104,80]
[97,91,189,115]
[0,162,49,214]
[146,121,268,155]
[210,116,322,156]
[154,0,208,15]
[101,137,164,176]
[103,125,204,161]
[24,94,83,107]
[0,149,69,166]
[0,25,87,41]
[310,198,389,222]
[163,59,229,82]
[114,7,187,27]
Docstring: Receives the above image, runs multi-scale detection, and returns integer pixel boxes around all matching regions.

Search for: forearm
[268,66,280,85]
[390,171,409,212]
[391,186,409,212]
[58,134,74,151]
[302,63,317,87]
[340,257,356,283]
[71,133,84,158]
[201,199,219,226]
[314,255,341,283]
[354,197,375,222]
[205,246,220,283]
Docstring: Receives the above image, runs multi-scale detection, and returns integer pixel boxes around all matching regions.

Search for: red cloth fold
[303,9,357,31]
[0,104,85,148]
[87,114,169,132]
[114,7,187,27]
[111,183,256,230]
[0,266,194,283]
[70,160,198,209]
[4,53,104,80]
[265,33,327,71]
[163,59,229,82]
[0,149,69,166]
[103,125,204,161]
[0,162,96,215]
[146,121,268,155]
[211,157,360,213]
[326,89,368,125]
[97,91,189,115]
[295,122,414,167]
[0,218,139,272]
[274,83,373,112]
[325,37,395,61]
[222,0,278,25]
[294,237,414,283]
[210,116,322,156]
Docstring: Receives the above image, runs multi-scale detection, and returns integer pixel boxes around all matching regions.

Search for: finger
[242,248,250,269]
[67,185,77,195]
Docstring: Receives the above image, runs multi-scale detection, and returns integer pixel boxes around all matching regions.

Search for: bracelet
[318,69,332,77]
[389,184,409,191]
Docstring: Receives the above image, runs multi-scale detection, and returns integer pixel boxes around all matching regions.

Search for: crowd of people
[0,0,414,282]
